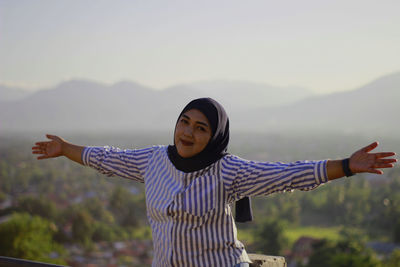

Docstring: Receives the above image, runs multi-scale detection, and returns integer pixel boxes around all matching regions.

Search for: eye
[197,126,207,132]
[180,118,189,124]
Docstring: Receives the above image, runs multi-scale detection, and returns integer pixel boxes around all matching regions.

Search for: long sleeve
[220,154,328,201]
[81,146,154,183]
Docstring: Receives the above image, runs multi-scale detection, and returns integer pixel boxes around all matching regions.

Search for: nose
[183,125,193,136]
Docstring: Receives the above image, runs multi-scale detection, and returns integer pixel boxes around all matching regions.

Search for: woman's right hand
[32,134,65,160]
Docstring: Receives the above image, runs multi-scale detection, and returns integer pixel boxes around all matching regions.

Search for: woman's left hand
[349,142,397,175]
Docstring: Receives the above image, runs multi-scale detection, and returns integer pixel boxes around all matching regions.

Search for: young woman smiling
[32,98,397,267]
[174,109,212,158]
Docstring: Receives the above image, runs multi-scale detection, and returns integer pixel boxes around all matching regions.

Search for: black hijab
[167,97,252,223]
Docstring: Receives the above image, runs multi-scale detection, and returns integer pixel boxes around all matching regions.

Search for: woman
[32,98,396,267]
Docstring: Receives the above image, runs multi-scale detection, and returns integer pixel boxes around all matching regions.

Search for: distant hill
[164,80,313,109]
[0,79,313,133]
[0,85,33,102]
[0,73,398,136]
[237,72,400,135]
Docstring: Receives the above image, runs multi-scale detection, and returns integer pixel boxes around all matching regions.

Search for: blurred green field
[238,225,343,248]
[284,226,342,245]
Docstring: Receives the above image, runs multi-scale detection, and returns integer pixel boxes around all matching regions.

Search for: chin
[177,147,195,158]
[178,151,193,158]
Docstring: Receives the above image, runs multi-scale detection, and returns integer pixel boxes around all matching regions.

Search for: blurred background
[0,0,399,266]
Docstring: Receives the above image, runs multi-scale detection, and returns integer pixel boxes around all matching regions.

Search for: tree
[71,209,95,245]
[17,195,58,222]
[0,213,66,264]
[307,232,380,267]
[330,253,381,267]
[384,249,400,267]
[394,220,400,243]
[252,219,288,255]
[81,197,115,224]
[109,186,141,227]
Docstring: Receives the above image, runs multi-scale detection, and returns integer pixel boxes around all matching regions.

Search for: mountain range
[0,73,399,136]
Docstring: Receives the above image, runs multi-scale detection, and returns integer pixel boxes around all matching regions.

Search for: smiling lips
[180,139,194,146]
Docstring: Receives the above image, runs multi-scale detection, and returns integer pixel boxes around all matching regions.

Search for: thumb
[361,141,379,153]
[46,134,58,141]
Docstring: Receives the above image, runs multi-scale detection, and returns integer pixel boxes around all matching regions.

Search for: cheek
[174,126,182,142]
[197,134,211,148]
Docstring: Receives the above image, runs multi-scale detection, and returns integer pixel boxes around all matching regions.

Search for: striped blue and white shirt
[82,145,328,267]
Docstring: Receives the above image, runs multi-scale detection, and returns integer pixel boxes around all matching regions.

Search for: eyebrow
[182,114,210,128]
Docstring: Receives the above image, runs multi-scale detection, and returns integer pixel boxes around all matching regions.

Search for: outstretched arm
[32,134,85,165]
[327,142,397,181]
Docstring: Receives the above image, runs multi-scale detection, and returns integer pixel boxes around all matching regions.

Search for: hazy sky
[1,0,399,93]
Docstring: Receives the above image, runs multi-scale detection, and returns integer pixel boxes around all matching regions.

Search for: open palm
[32,134,64,160]
[350,142,397,175]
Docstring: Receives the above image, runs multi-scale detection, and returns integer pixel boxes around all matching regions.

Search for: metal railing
[0,256,68,267]
[0,255,286,267]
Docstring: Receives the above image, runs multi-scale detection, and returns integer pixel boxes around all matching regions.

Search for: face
[174,109,212,158]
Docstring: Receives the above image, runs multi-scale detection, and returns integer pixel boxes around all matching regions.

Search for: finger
[367,168,383,175]
[361,142,378,153]
[35,141,49,146]
[32,151,46,155]
[377,158,398,164]
[375,152,397,159]
[372,163,395,169]
[37,155,51,160]
[32,148,42,153]
[46,134,57,140]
